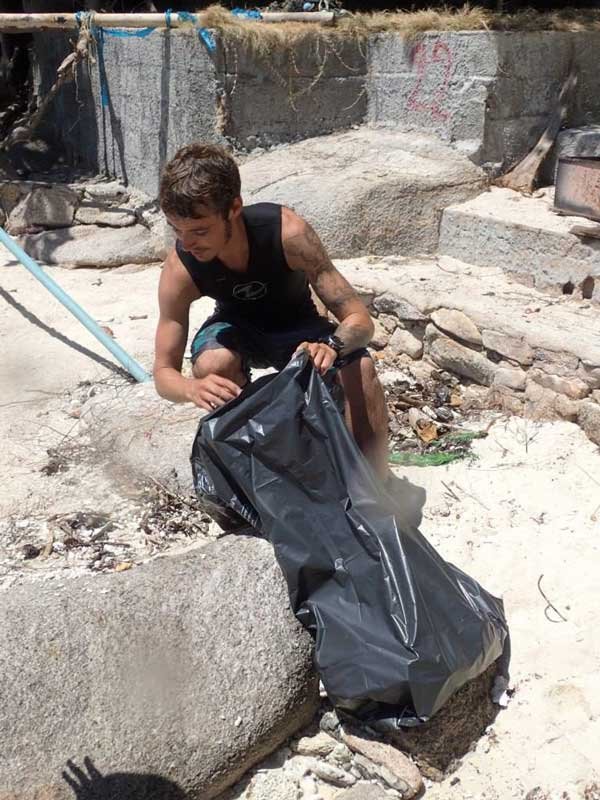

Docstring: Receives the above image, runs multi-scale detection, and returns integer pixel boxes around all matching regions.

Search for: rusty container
[554,156,600,222]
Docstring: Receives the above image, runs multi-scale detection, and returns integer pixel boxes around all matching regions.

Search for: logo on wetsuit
[232,281,268,301]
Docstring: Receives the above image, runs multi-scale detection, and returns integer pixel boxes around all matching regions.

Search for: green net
[389,429,487,468]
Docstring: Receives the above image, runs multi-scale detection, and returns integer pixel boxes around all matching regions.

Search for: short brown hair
[159,143,241,218]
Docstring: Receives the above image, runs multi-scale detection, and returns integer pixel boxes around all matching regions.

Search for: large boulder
[240,128,484,258]
[0,536,319,799]
[21,224,164,267]
[7,184,79,233]
[79,381,206,494]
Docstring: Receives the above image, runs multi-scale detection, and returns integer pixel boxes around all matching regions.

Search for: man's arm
[153,251,240,409]
[282,208,374,373]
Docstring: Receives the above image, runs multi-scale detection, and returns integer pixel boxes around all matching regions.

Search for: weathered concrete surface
[21,224,164,267]
[0,536,319,800]
[241,129,484,257]
[218,35,366,151]
[32,28,600,194]
[438,187,600,300]
[337,253,600,439]
[368,31,600,171]
[33,29,366,197]
[338,255,600,373]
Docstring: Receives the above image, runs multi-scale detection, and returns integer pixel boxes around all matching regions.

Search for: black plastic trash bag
[191,352,508,725]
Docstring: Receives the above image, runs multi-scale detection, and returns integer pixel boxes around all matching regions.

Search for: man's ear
[228,196,243,220]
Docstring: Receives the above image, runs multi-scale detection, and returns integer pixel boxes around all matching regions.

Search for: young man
[154,143,389,479]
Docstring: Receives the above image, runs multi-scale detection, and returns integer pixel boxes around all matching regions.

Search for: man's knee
[339,354,379,393]
[192,348,245,385]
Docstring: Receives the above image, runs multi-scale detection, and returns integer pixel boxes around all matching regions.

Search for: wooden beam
[0,11,335,32]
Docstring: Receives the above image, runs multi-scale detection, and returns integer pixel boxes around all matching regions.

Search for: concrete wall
[217,36,367,150]
[31,28,600,196]
[367,31,600,173]
[33,29,366,197]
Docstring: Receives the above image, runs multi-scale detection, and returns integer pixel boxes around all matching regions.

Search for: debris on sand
[382,363,488,467]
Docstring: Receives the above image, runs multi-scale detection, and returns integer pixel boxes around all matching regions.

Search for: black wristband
[318,334,344,355]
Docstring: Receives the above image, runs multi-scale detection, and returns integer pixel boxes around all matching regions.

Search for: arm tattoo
[285,221,373,353]
[284,223,333,278]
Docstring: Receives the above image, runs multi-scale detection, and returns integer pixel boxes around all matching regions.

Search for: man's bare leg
[192,348,247,388]
[338,356,389,481]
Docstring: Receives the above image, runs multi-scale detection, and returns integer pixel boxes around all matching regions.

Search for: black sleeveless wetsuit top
[176,203,318,331]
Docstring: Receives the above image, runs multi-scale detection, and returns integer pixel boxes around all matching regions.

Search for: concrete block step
[336,254,600,444]
[438,187,600,303]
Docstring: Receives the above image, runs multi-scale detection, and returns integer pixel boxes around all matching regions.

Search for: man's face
[166,200,241,261]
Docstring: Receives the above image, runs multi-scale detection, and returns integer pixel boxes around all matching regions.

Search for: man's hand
[296,341,337,375]
[185,374,241,411]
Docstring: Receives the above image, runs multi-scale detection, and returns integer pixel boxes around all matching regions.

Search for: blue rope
[102,26,156,38]
[231,7,263,19]
[176,10,216,51]
[94,26,110,108]
[75,8,217,108]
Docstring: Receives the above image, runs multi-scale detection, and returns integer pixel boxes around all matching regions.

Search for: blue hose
[0,227,152,383]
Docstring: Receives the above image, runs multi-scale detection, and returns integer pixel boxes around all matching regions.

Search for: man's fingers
[313,345,336,374]
[197,394,222,411]
[313,349,326,371]
[212,375,242,396]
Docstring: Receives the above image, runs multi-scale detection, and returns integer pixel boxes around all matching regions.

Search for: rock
[21,224,164,267]
[308,760,356,788]
[532,349,580,378]
[579,401,600,445]
[487,386,525,416]
[294,731,337,758]
[329,742,353,767]
[524,381,580,422]
[359,291,377,310]
[431,308,482,346]
[352,754,410,795]
[84,180,130,203]
[335,784,388,800]
[377,313,398,334]
[75,204,137,227]
[79,382,202,494]
[577,363,600,390]
[341,730,423,799]
[482,329,534,366]
[373,292,427,322]
[319,710,340,735]
[240,768,300,800]
[378,369,417,390]
[493,367,527,392]
[300,774,320,797]
[555,393,582,422]
[0,179,28,216]
[528,369,590,400]
[0,205,4,226]
[388,328,423,360]
[429,336,496,386]
[592,390,600,404]
[241,128,484,258]
[371,316,391,350]
[0,536,319,800]
[8,185,79,233]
